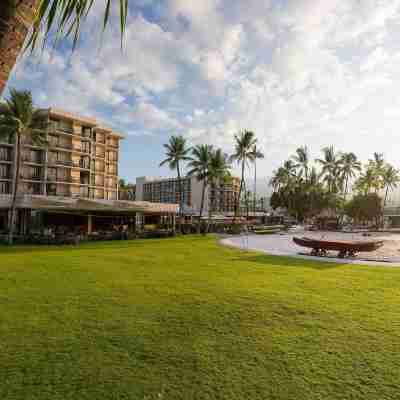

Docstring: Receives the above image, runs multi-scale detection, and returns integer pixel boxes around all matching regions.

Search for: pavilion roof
[0,195,178,215]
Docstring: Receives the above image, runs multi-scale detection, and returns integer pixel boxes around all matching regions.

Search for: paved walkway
[221,233,400,267]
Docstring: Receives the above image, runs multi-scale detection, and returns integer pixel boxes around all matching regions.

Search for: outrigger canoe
[293,236,384,258]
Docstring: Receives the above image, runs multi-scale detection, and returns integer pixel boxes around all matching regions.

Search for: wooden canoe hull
[293,236,384,253]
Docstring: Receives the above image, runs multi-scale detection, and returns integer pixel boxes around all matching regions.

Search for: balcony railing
[56,159,73,167]
[22,156,43,164]
[23,175,42,181]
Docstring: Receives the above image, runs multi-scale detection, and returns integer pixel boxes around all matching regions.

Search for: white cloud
[6,0,400,178]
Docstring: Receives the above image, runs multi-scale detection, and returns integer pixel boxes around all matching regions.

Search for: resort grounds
[1,235,400,399]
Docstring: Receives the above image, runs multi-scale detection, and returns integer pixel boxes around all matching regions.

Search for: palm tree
[230,130,258,218]
[187,144,213,229]
[0,0,129,95]
[368,152,385,193]
[0,88,47,244]
[382,165,400,206]
[340,152,361,198]
[355,168,376,195]
[29,0,129,50]
[207,149,231,228]
[249,145,264,213]
[160,135,191,221]
[292,146,309,180]
[316,146,341,193]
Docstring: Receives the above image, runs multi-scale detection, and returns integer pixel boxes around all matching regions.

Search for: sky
[5,0,400,194]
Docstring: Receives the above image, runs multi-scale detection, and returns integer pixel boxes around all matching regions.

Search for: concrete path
[220,233,400,267]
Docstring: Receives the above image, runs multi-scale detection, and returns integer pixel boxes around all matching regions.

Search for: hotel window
[0,164,10,179]
[0,181,10,194]
[0,147,11,161]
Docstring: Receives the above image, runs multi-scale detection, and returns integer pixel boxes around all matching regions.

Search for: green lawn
[1,236,400,399]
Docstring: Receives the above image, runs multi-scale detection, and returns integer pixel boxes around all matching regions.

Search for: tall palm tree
[187,144,213,228]
[160,135,191,220]
[368,152,385,193]
[292,145,309,180]
[230,130,258,218]
[249,145,264,213]
[316,146,341,193]
[382,165,400,206]
[207,149,230,227]
[340,152,361,198]
[0,88,47,244]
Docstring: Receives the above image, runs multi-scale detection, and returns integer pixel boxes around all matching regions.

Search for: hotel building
[135,175,241,214]
[0,109,177,235]
[0,108,122,200]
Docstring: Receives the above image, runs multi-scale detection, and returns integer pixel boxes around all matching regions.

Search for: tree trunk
[384,186,389,206]
[198,179,206,234]
[8,132,21,244]
[207,180,214,233]
[176,162,183,231]
[253,158,257,214]
[0,0,39,95]
[234,161,245,220]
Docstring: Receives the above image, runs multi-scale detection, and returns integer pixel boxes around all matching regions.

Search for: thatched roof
[0,195,178,215]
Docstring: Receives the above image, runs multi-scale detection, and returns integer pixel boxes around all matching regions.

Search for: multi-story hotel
[135,175,241,214]
[0,108,178,236]
[0,108,122,200]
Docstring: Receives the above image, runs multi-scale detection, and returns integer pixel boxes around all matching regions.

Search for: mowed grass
[0,236,400,400]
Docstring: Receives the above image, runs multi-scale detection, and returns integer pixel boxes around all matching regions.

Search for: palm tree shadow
[232,253,349,270]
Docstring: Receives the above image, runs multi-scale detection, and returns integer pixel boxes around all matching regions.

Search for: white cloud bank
[8,0,400,175]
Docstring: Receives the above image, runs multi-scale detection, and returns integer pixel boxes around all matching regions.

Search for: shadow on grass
[0,235,213,255]
[234,253,348,270]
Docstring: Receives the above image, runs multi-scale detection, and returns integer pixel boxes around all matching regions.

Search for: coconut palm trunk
[176,161,184,226]
[235,161,245,219]
[384,186,389,206]
[8,132,21,244]
[198,179,206,233]
[0,1,40,95]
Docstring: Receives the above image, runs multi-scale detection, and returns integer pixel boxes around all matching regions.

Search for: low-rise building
[135,175,241,215]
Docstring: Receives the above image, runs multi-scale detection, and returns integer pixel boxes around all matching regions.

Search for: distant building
[135,176,241,215]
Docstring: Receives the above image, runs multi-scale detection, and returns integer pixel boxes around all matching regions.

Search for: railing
[56,159,73,167]
[23,175,42,181]
[22,156,43,164]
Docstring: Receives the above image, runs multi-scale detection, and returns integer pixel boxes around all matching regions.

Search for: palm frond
[26,0,129,52]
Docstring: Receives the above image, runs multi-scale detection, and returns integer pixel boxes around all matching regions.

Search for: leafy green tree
[160,135,191,220]
[230,130,259,218]
[0,89,47,244]
[345,193,383,226]
[187,144,213,228]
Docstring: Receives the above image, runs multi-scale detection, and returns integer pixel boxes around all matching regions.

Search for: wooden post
[87,214,93,234]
